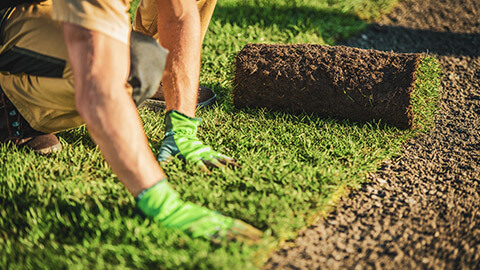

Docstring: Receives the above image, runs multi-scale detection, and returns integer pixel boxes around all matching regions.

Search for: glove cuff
[135,178,168,202]
[136,178,185,220]
[164,110,202,135]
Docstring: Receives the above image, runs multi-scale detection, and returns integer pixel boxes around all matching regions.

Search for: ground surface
[265,0,480,269]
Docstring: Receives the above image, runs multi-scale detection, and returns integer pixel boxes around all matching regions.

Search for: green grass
[411,56,443,130]
[1,0,442,269]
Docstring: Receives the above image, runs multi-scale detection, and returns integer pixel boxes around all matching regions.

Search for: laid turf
[0,0,442,269]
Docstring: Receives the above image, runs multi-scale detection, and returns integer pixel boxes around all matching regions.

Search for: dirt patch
[264,0,480,269]
[234,44,422,129]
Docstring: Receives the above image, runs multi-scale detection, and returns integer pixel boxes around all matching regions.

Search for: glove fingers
[217,155,241,169]
[137,180,263,245]
[202,158,226,169]
[203,155,241,170]
[196,160,211,174]
[226,219,263,244]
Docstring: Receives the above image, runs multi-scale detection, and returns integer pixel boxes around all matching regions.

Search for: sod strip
[234,43,425,129]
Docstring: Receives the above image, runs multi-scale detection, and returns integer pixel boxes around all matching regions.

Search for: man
[0,0,262,242]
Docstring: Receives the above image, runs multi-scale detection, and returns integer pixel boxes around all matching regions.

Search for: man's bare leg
[153,0,240,171]
[143,0,218,111]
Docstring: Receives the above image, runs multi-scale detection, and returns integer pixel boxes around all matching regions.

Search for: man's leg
[0,3,81,153]
[135,0,218,111]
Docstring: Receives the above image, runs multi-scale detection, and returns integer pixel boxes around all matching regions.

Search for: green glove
[136,180,263,243]
[157,110,239,172]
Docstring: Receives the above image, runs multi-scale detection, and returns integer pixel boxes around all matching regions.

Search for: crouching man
[0,0,261,242]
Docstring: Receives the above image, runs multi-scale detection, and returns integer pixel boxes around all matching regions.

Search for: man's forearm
[156,0,202,118]
[62,23,164,197]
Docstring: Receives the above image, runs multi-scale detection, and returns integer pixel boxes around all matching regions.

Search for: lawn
[0,0,441,269]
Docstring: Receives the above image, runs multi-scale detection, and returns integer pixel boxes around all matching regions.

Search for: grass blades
[0,0,442,269]
[0,109,411,269]
[411,56,443,131]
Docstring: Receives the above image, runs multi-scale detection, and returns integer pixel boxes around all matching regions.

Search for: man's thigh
[0,1,80,134]
[1,1,71,77]
[134,0,218,41]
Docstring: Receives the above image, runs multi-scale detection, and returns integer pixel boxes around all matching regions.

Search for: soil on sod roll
[234,44,423,129]
[265,0,480,269]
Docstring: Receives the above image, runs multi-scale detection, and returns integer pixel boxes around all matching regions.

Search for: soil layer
[234,44,421,129]
[264,0,480,269]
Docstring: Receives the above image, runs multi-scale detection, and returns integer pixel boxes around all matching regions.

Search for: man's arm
[153,0,239,170]
[60,7,261,243]
[156,0,201,118]
[62,23,164,197]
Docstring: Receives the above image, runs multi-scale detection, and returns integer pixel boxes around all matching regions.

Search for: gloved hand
[158,110,240,172]
[136,180,263,243]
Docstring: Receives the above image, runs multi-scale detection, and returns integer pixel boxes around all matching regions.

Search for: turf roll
[234,43,424,129]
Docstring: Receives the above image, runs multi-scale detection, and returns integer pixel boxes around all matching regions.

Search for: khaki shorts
[134,0,217,42]
[0,2,82,133]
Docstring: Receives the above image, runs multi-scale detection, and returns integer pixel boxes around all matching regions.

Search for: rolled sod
[233,43,424,129]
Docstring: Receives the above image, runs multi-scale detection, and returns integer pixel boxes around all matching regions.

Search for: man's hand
[137,179,262,243]
[158,110,240,172]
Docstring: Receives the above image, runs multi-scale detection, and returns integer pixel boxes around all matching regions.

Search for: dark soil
[264,0,480,269]
[234,44,421,129]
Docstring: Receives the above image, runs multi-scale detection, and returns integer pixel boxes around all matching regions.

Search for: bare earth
[234,43,421,129]
[264,0,480,269]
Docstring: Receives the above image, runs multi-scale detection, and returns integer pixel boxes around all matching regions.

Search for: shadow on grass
[341,24,480,57]
[0,190,138,241]
[56,126,97,150]
[214,3,480,57]
[235,107,401,132]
